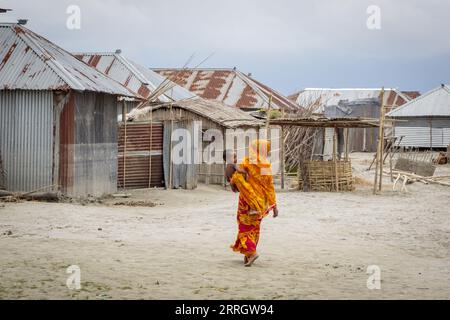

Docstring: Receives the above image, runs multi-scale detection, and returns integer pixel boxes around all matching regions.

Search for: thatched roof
[270,116,381,128]
[128,98,263,128]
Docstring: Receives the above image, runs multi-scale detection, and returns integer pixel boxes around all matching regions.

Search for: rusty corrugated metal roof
[153,68,300,111]
[0,23,138,97]
[74,52,196,102]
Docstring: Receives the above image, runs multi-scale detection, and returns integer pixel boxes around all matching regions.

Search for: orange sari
[231,140,277,258]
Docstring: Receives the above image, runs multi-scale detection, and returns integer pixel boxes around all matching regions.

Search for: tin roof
[153,68,300,111]
[0,23,137,96]
[74,52,196,102]
[129,98,263,128]
[290,88,416,113]
[387,85,450,117]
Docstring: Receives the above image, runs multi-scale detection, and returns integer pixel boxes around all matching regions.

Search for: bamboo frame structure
[373,88,386,194]
[269,116,380,192]
[300,160,354,192]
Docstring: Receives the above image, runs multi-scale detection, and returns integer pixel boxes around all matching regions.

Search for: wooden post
[280,125,285,189]
[333,126,339,192]
[123,102,127,190]
[429,118,433,150]
[373,88,385,194]
[222,127,227,189]
[297,145,302,191]
[169,104,174,189]
[378,89,386,192]
[148,108,153,188]
[344,127,349,161]
[122,101,127,124]
[265,95,272,132]
[280,106,286,190]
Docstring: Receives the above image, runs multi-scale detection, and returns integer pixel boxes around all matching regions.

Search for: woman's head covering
[249,139,271,168]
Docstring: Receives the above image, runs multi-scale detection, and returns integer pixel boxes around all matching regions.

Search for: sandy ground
[1,153,450,300]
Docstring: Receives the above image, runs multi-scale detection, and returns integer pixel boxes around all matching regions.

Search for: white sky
[2,0,450,95]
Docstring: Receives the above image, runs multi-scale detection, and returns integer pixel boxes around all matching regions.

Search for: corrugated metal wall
[325,99,380,152]
[0,90,53,192]
[59,91,133,196]
[117,121,164,189]
[68,91,119,197]
[393,117,450,148]
[163,120,198,189]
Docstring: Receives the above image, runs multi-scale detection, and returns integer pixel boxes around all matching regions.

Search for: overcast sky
[2,0,450,95]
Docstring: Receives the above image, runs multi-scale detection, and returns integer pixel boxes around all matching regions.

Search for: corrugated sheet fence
[0,90,54,192]
[118,121,164,189]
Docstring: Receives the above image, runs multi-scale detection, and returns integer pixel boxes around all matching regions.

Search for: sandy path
[1,154,450,299]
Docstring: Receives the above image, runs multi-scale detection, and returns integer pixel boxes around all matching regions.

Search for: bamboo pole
[373,88,385,194]
[378,88,386,192]
[169,103,174,189]
[281,125,285,189]
[280,107,286,189]
[123,101,127,190]
[222,127,227,189]
[148,108,153,188]
[333,127,339,192]
[265,95,272,132]
[344,127,349,161]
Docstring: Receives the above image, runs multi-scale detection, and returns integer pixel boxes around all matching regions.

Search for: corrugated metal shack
[153,68,300,112]
[0,23,139,196]
[387,85,450,148]
[129,99,263,189]
[290,88,418,155]
[74,52,199,190]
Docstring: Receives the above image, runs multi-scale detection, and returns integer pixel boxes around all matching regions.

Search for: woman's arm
[272,205,279,218]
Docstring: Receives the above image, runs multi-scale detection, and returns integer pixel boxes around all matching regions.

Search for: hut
[74,52,202,190]
[75,56,268,190]
[153,68,300,112]
[289,88,419,154]
[0,23,139,196]
[387,84,450,149]
[270,116,380,192]
[128,98,263,189]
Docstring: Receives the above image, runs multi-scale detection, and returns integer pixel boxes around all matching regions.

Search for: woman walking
[225,139,278,267]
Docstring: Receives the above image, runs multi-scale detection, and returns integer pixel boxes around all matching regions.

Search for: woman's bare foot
[244,256,249,264]
[244,254,259,267]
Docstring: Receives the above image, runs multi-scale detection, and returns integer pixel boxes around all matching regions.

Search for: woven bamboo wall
[300,160,354,192]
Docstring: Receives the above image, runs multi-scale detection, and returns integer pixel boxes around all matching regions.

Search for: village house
[387,84,450,149]
[0,23,140,196]
[288,88,420,155]
[75,53,264,189]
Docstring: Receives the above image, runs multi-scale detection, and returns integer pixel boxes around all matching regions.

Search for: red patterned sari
[231,140,276,258]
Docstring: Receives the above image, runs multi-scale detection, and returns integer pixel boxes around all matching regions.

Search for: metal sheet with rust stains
[75,52,196,102]
[153,68,300,111]
[0,23,137,97]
